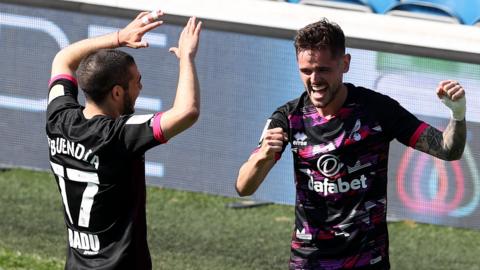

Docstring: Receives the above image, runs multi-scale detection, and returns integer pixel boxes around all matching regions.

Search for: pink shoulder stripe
[49,74,78,88]
[409,122,429,147]
[153,112,168,144]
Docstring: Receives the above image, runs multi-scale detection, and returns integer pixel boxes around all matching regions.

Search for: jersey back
[46,75,166,270]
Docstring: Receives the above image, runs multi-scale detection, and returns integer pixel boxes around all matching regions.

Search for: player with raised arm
[235,18,466,270]
[46,11,202,269]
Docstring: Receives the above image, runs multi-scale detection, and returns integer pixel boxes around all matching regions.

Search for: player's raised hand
[118,10,164,49]
[436,80,466,121]
[169,17,202,59]
[260,127,288,160]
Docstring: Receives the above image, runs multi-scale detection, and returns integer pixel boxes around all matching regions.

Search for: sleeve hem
[49,74,78,88]
[153,112,168,144]
[409,122,429,147]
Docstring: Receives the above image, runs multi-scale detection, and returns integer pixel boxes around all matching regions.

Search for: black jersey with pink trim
[46,75,167,270]
[258,83,427,270]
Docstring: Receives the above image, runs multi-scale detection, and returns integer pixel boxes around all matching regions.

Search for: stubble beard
[122,93,135,115]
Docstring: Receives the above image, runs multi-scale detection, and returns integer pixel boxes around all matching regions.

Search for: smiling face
[297,48,350,113]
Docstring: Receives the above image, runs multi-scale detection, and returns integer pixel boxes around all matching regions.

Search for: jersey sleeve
[252,106,290,161]
[114,112,168,155]
[373,93,427,147]
[46,74,80,119]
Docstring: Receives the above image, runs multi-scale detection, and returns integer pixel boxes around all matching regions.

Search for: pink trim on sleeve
[48,74,78,88]
[409,122,429,147]
[153,112,168,144]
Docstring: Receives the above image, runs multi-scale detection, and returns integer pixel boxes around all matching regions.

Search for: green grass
[0,248,62,270]
[0,168,480,269]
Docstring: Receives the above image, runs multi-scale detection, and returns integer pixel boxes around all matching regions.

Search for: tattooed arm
[414,120,466,160]
[414,80,467,161]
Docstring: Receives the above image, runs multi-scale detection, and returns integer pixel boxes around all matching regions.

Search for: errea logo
[293,132,307,146]
[296,228,312,240]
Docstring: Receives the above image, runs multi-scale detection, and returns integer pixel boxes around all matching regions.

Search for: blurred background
[1,0,479,231]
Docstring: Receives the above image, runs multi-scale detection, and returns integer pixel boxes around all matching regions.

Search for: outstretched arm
[160,17,202,140]
[414,80,467,160]
[50,11,164,78]
[236,127,288,196]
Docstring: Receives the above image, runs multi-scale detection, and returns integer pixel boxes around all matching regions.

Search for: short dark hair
[294,18,345,59]
[77,49,135,104]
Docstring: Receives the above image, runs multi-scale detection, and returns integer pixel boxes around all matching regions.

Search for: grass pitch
[0,168,479,269]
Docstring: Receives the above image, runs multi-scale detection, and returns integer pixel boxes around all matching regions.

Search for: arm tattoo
[414,119,466,160]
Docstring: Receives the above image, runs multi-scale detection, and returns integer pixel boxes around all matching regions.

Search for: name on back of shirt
[48,137,99,169]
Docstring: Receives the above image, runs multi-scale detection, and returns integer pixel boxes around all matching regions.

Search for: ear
[111,85,125,102]
[342,53,351,73]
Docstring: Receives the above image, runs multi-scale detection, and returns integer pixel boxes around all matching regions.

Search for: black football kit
[256,83,427,269]
[46,75,167,269]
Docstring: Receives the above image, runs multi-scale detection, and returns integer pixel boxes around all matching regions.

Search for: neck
[83,101,119,119]
[316,84,348,119]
